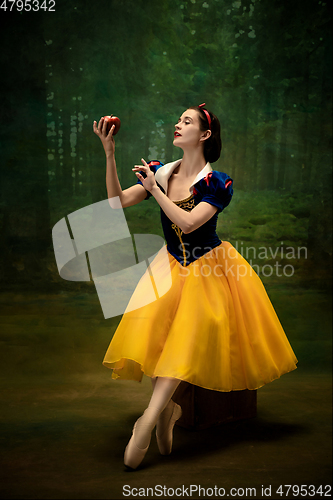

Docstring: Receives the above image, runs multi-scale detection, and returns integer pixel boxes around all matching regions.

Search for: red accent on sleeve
[204,172,213,186]
[225,179,232,188]
[148,161,161,166]
[193,187,197,196]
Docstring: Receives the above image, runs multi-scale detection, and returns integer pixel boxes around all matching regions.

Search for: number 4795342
[0,0,55,11]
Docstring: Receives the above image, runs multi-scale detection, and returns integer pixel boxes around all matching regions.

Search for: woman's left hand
[132,159,157,193]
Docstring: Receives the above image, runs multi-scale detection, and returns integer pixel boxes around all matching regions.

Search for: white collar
[155,159,213,195]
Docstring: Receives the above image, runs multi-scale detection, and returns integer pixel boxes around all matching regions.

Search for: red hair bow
[198,103,212,130]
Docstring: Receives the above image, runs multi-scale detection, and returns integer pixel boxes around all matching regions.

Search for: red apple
[103,115,121,135]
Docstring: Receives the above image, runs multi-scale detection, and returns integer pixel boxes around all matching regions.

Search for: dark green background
[0,0,332,497]
[1,0,332,364]
[1,0,332,291]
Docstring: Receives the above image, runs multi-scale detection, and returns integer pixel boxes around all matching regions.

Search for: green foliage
[0,0,331,288]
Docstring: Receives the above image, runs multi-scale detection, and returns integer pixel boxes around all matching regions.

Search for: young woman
[93,104,297,470]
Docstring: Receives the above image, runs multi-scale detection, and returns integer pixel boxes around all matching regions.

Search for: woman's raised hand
[132,159,157,193]
[93,117,115,157]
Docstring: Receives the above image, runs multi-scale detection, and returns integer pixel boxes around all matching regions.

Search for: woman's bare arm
[93,117,147,208]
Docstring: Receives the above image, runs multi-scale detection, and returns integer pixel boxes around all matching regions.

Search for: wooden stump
[172,381,257,430]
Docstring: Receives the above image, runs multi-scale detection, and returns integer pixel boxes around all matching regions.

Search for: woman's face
[173,109,210,149]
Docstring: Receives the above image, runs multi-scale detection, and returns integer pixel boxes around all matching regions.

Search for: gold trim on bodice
[172,193,195,209]
[171,194,195,266]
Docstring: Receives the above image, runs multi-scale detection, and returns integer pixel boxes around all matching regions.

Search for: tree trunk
[236,92,249,191]
[300,54,312,191]
[304,43,332,289]
[276,110,288,190]
[259,88,276,190]
[165,122,175,163]
[0,13,51,288]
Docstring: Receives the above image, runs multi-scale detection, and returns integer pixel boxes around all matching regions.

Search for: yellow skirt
[103,242,298,391]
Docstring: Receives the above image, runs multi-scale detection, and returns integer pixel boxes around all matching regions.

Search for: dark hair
[189,105,222,163]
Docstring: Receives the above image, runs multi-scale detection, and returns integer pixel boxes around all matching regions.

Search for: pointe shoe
[156,402,182,455]
[124,407,159,469]
[124,420,151,469]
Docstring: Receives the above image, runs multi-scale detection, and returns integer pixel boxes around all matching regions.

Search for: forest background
[0,0,332,373]
[1,0,332,294]
[0,0,332,496]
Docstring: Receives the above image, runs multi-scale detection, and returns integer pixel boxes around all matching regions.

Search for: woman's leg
[133,377,181,449]
[124,377,181,467]
[148,376,181,411]
[151,376,157,390]
[153,378,182,455]
[150,376,182,452]
[151,376,176,410]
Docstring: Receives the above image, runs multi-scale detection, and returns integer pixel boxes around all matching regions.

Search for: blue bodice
[137,161,233,267]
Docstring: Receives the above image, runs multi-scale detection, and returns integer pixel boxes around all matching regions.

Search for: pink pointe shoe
[156,402,182,455]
